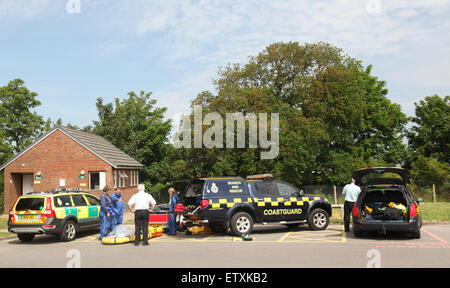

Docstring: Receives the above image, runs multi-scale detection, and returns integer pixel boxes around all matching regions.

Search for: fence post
[433,184,436,204]
[333,185,337,205]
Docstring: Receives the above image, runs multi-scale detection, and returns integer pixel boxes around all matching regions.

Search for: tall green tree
[175,42,408,186]
[408,95,450,164]
[0,79,44,162]
[92,90,172,185]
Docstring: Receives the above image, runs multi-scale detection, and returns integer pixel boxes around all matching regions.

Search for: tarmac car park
[7,189,101,242]
[178,174,332,236]
[352,167,423,239]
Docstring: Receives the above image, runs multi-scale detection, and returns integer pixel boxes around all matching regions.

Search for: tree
[410,155,450,188]
[0,79,44,160]
[176,42,408,186]
[408,95,450,164]
[92,90,172,187]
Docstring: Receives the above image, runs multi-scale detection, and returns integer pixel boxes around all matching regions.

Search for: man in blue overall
[99,186,114,240]
[110,188,125,227]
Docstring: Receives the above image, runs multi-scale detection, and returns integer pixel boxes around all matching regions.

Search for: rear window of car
[253,181,277,196]
[15,197,45,211]
[204,180,246,196]
[72,195,88,206]
[54,195,73,207]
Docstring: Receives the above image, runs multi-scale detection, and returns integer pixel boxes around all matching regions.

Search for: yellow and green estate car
[8,189,101,242]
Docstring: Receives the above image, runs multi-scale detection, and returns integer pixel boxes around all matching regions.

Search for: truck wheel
[17,233,35,242]
[209,222,227,233]
[59,220,77,242]
[230,212,253,236]
[307,208,329,230]
[411,231,421,239]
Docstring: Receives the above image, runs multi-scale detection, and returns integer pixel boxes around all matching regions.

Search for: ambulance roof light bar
[50,188,83,193]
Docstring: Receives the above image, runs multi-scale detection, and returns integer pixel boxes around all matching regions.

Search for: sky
[0,0,449,129]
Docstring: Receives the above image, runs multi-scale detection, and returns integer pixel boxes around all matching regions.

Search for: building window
[114,170,117,189]
[89,171,106,190]
[119,171,128,188]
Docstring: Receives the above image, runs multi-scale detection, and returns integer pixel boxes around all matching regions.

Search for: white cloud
[0,0,59,19]
[122,0,450,119]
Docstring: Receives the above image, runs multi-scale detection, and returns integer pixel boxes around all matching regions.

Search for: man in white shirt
[128,184,156,246]
[342,178,362,232]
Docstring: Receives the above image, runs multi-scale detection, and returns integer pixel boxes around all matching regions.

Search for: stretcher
[185,225,212,235]
[101,224,164,245]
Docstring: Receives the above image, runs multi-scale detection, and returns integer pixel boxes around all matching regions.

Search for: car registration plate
[22,215,36,220]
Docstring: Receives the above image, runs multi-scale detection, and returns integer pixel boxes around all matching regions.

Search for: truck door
[274,181,308,221]
[251,181,285,222]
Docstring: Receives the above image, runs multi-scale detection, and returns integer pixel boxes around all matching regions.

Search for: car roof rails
[25,191,51,195]
[246,174,273,181]
[50,188,85,193]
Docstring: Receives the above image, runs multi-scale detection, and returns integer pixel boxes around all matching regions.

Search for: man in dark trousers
[128,184,156,246]
[342,178,362,232]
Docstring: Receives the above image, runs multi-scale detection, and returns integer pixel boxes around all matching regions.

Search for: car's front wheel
[59,220,77,241]
[230,212,253,236]
[307,208,329,230]
[17,233,35,242]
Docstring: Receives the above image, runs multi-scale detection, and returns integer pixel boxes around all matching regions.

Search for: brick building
[0,126,144,213]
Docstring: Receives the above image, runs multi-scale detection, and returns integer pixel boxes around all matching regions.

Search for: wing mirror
[417,197,423,203]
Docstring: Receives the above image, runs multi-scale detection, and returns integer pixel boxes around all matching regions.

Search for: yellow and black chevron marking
[209,196,325,209]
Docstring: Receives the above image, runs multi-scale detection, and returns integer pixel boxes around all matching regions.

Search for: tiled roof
[0,126,144,170]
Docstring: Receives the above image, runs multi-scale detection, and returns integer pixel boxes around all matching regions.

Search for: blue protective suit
[99,192,114,240]
[110,192,125,226]
[168,193,178,235]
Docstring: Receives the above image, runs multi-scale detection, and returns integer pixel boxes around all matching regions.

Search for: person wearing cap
[342,178,362,232]
[128,184,156,246]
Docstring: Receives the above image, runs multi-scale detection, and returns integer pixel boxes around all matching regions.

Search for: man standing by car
[342,178,361,232]
[128,184,156,246]
[99,186,114,240]
[110,188,125,227]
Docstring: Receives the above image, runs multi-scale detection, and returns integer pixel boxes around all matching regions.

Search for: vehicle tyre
[307,208,329,230]
[411,231,421,239]
[230,212,253,236]
[59,220,77,242]
[209,222,228,233]
[354,230,363,238]
[17,233,35,242]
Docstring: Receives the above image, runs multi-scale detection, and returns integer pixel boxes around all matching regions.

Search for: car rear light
[410,203,417,217]
[43,197,56,217]
[200,200,210,209]
[43,225,56,229]
[8,198,19,218]
[352,205,359,217]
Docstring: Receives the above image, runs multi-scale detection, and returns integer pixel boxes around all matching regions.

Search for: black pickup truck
[180,175,332,236]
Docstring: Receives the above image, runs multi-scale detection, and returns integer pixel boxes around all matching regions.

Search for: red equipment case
[149,211,169,225]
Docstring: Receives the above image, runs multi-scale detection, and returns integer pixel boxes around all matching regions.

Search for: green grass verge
[330,202,450,223]
[0,217,8,230]
[0,232,14,239]
[419,202,450,222]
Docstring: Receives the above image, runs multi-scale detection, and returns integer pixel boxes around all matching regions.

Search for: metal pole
[433,184,436,204]
[333,185,337,205]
